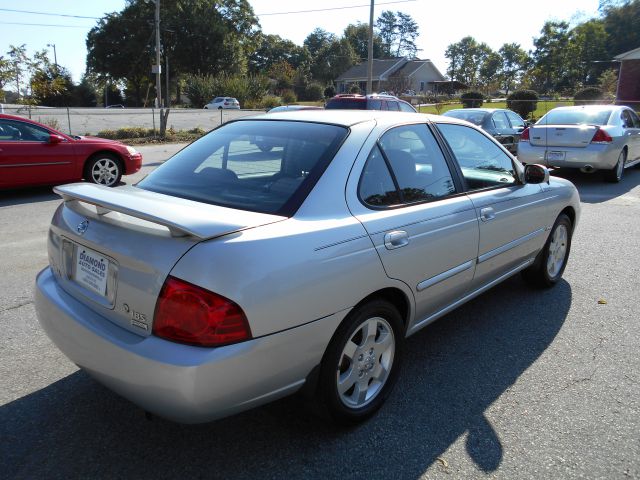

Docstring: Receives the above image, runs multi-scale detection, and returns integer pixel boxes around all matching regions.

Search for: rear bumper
[517,142,619,170]
[35,267,343,423]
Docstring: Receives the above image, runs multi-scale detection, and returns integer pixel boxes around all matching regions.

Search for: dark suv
[325,94,417,112]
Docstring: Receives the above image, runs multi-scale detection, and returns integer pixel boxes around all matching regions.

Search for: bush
[460,91,484,108]
[574,87,604,105]
[304,83,324,101]
[281,89,297,104]
[324,85,336,99]
[97,127,154,140]
[349,84,361,94]
[259,95,281,109]
[184,73,270,107]
[507,90,539,119]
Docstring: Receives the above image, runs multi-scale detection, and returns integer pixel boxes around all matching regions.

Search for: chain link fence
[0,105,265,136]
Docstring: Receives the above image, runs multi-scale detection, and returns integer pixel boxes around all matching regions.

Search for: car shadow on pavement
[551,166,640,204]
[1,275,571,479]
[0,186,60,206]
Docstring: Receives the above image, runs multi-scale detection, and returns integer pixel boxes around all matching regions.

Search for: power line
[0,8,101,19]
[256,0,417,16]
[0,22,91,28]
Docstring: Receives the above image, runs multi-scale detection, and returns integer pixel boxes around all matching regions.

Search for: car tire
[605,149,626,183]
[522,213,573,288]
[317,299,404,425]
[84,154,123,187]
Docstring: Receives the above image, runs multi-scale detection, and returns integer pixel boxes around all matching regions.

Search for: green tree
[567,20,608,86]
[303,28,336,59]
[375,11,419,58]
[498,43,529,95]
[479,51,502,92]
[86,0,260,106]
[445,37,491,87]
[601,0,640,57]
[248,33,308,73]
[29,50,74,106]
[530,21,570,93]
[0,56,13,101]
[343,23,383,61]
[7,44,29,97]
[311,38,358,84]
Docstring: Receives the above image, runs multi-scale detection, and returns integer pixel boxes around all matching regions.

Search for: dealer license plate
[546,151,566,161]
[74,246,109,297]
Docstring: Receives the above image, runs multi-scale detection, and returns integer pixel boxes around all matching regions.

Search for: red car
[0,114,142,189]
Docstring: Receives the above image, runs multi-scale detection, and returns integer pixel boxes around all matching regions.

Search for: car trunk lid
[528,124,599,148]
[48,183,285,337]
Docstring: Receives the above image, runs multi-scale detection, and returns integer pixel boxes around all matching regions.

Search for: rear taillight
[520,127,530,141]
[591,128,613,144]
[153,276,251,347]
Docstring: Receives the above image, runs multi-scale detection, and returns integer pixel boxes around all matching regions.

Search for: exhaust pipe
[580,165,595,173]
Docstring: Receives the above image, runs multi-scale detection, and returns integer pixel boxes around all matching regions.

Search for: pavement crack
[0,300,34,313]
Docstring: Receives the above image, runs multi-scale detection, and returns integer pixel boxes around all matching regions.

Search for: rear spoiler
[54,183,284,240]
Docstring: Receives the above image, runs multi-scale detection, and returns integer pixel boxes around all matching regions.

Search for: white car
[204,97,240,110]
[517,105,640,182]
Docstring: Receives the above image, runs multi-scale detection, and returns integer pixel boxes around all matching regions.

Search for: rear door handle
[480,207,496,222]
[384,230,409,250]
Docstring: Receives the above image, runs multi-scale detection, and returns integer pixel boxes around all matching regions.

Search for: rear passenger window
[492,112,509,130]
[506,111,525,129]
[359,124,456,207]
[359,146,401,207]
[386,101,400,111]
[437,123,517,191]
[398,101,415,112]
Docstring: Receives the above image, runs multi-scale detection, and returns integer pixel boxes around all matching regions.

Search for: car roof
[446,108,503,113]
[548,105,620,112]
[237,110,461,128]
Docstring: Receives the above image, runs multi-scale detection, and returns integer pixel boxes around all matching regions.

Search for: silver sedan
[517,105,640,182]
[35,110,580,424]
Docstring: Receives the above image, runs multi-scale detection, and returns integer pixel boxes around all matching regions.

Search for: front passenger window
[437,123,517,191]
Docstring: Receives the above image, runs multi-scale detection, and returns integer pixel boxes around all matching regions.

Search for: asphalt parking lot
[1,145,639,479]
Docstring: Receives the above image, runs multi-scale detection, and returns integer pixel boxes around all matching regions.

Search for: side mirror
[524,164,550,184]
[49,134,65,144]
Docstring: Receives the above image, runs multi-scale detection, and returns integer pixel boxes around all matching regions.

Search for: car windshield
[138,120,348,216]
[325,99,367,110]
[443,110,487,125]
[538,109,612,126]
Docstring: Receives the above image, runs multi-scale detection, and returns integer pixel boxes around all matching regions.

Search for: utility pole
[165,55,170,108]
[154,0,162,110]
[366,0,374,95]
[47,43,58,72]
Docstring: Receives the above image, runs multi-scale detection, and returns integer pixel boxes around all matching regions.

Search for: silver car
[517,105,640,182]
[35,111,580,424]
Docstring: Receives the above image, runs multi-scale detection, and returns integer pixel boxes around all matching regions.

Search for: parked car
[517,105,640,182]
[204,97,240,109]
[325,94,417,112]
[443,108,528,155]
[267,105,323,113]
[0,114,142,189]
[36,110,579,425]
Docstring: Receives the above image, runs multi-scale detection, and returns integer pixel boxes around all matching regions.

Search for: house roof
[614,46,640,60]
[336,58,406,81]
[394,60,446,81]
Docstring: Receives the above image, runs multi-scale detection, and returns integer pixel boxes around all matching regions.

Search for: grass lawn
[416,100,576,120]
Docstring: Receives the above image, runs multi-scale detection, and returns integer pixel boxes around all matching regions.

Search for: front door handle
[480,207,496,222]
[384,230,409,250]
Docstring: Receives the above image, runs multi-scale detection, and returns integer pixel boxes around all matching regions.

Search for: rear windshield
[325,99,367,110]
[443,110,486,125]
[538,109,612,126]
[138,121,348,215]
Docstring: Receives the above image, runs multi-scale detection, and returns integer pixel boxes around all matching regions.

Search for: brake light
[153,276,251,347]
[591,128,613,144]
[520,127,530,141]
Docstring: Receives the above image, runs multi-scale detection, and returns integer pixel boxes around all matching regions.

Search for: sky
[0,0,602,84]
